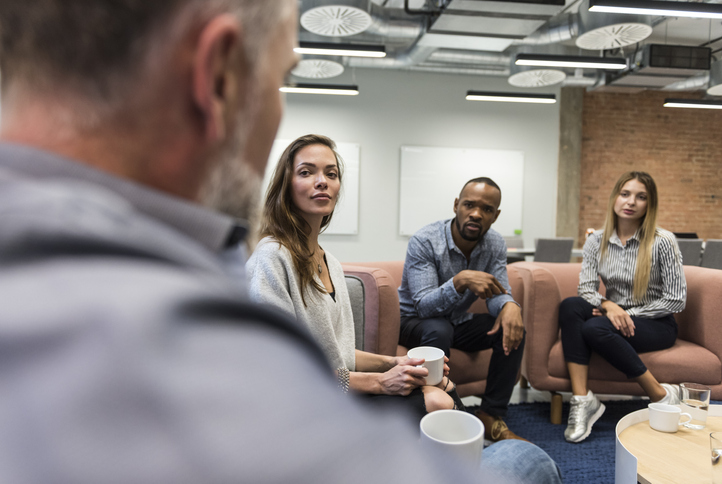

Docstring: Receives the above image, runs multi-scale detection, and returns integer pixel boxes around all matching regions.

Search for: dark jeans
[559,297,678,379]
[399,313,525,418]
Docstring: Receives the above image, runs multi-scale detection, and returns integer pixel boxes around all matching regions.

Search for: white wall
[276,68,561,263]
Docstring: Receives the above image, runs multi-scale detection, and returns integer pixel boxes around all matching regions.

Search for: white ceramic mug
[420,410,484,467]
[648,403,692,433]
[407,346,444,386]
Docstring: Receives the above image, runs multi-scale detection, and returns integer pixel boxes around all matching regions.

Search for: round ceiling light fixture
[508,69,566,88]
[576,22,653,50]
[301,5,373,37]
[292,59,345,79]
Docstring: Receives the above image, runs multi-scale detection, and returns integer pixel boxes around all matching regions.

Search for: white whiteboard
[399,146,524,237]
[262,140,360,235]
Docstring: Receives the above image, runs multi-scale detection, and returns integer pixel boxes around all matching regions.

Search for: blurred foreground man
[0,1,560,483]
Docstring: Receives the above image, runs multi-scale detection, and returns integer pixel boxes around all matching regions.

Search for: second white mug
[648,403,692,433]
[407,346,445,386]
[420,409,484,467]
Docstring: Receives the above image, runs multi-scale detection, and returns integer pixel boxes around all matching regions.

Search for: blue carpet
[468,399,649,483]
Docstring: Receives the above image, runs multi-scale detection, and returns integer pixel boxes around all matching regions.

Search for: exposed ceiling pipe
[345,44,435,68]
[426,50,510,67]
[403,65,510,77]
[662,73,710,91]
[519,13,578,45]
[363,17,425,41]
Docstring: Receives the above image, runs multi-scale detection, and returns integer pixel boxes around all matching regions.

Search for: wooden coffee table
[616,405,722,484]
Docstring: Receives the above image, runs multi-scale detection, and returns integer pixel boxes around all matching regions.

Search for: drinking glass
[711,432,722,484]
[680,382,711,430]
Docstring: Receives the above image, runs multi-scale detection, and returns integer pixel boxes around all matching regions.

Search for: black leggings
[559,297,677,379]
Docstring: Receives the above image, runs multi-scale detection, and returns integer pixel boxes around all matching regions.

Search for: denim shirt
[398,219,517,325]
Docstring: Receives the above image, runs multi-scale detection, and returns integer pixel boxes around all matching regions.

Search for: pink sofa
[343,261,524,398]
[516,261,722,422]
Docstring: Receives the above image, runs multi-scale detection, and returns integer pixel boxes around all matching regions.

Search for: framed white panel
[263,139,360,235]
[399,146,524,237]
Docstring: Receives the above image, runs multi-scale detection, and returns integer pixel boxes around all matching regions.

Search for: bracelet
[337,367,350,394]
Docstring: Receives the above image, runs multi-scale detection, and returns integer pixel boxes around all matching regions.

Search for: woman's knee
[559,297,590,332]
[580,316,616,342]
[422,387,455,413]
[559,297,587,319]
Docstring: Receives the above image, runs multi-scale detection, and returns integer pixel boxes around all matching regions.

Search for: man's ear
[191,14,245,142]
[453,198,459,215]
[492,209,501,224]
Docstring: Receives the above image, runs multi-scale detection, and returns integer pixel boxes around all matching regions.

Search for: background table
[506,248,584,258]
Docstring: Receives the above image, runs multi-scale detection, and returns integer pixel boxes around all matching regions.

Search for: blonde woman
[560,171,686,443]
[246,134,461,421]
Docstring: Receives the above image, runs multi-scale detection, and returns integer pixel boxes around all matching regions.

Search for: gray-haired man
[0,2,558,482]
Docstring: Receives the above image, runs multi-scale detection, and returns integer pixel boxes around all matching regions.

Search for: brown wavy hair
[599,171,659,302]
[260,134,344,305]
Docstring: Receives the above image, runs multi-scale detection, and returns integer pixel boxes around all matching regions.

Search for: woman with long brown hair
[246,134,461,420]
[560,171,686,443]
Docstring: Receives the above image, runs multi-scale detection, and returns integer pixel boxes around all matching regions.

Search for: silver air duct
[405,66,510,77]
[708,60,722,96]
[426,50,510,67]
[663,73,711,92]
[520,13,578,45]
[346,44,434,68]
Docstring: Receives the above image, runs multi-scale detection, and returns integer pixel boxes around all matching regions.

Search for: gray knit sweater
[246,237,356,371]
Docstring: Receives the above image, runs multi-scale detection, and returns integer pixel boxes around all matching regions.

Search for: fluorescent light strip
[280,85,359,96]
[466,91,556,104]
[294,42,386,58]
[515,57,626,70]
[589,0,722,19]
[663,99,722,110]
[294,47,386,58]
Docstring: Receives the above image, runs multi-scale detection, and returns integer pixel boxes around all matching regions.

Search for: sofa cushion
[345,275,366,351]
[547,338,722,385]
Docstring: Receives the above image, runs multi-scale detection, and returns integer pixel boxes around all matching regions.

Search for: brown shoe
[474,409,530,443]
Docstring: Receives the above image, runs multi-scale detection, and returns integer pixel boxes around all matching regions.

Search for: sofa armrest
[512,262,565,387]
[676,266,722,364]
[342,265,400,357]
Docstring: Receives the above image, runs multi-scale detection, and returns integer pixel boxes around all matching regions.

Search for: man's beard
[199,130,263,251]
[455,217,482,242]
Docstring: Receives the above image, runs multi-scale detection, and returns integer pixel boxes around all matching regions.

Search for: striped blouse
[578,228,687,319]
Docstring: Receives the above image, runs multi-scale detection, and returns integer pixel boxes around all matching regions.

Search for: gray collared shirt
[399,219,518,325]
[0,142,245,253]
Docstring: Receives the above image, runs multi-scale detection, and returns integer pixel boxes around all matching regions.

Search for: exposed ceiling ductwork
[708,59,722,95]
[293,0,722,94]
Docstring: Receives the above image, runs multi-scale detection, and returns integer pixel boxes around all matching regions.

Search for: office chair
[534,238,574,263]
[701,240,722,270]
[504,235,525,264]
[676,239,703,266]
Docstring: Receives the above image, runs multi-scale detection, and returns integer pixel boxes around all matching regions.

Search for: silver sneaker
[660,383,681,405]
[564,391,606,443]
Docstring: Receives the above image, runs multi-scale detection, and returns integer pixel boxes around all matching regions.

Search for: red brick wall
[578,90,722,246]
